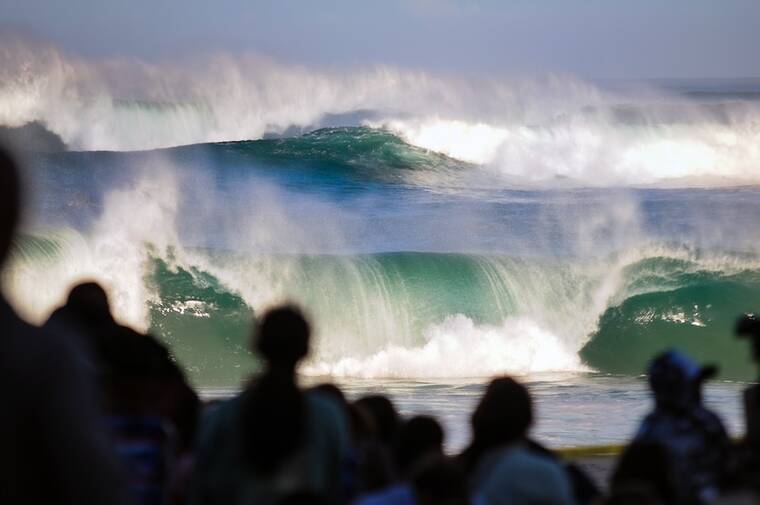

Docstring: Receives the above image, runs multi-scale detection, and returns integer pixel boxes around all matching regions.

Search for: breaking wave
[2,38,760,187]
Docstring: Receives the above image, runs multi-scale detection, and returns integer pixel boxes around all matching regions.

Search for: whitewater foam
[3,159,186,328]
[3,38,760,187]
[305,314,587,378]
[5,148,760,381]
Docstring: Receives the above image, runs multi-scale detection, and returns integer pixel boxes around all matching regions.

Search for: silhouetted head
[412,456,470,505]
[609,442,676,505]
[101,326,182,416]
[355,395,400,446]
[104,327,174,379]
[310,383,373,443]
[459,377,532,475]
[736,313,760,365]
[648,349,715,410]
[396,416,445,476]
[472,377,532,447]
[0,147,21,267]
[254,305,310,370]
[64,281,115,327]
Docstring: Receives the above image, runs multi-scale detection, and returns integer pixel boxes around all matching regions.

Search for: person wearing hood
[634,349,730,505]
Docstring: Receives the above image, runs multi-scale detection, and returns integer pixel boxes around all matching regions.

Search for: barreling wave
[3,37,760,187]
[6,229,760,385]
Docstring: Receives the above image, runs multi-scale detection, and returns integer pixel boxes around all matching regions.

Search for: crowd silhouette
[2,144,760,505]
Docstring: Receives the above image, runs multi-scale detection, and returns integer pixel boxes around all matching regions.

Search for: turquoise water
[4,83,760,445]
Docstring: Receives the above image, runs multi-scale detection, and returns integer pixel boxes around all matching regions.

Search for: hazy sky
[1,0,759,79]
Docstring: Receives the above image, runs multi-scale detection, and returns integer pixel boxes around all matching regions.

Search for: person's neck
[264,366,297,382]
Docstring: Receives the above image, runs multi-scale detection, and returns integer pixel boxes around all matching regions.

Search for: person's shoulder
[491,444,567,480]
[635,410,672,438]
[306,389,345,420]
[693,405,728,435]
[0,299,71,363]
[519,445,566,471]
[1,298,43,338]
[204,395,243,426]
[194,396,244,459]
[304,390,350,449]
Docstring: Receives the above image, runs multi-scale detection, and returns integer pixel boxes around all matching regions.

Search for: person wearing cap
[634,349,730,505]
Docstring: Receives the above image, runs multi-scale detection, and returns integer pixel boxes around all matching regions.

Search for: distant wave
[2,38,760,187]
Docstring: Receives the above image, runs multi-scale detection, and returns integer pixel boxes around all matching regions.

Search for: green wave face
[189,127,466,184]
[8,232,760,386]
[581,272,760,379]
[147,258,256,387]
[141,249,760,385]
[133,250,613,384]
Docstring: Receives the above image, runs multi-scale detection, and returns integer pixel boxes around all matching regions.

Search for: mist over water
[4,140,760,387]
[3,38,760,186]
[2,39,760,393]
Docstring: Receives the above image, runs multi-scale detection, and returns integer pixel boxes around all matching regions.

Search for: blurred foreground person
[736,314,760,448]
[459,377,575,505]
[0,147,124,504]
[354,415,446,505]
[412,456,486,505]
[606,442,678,505]
[190,305,351,505]
[46,280,200,505]
[44,280,115,373]
[104,326,199,505]
[728,315,760,495]
[634,349,729,505]
[354,394,402,492]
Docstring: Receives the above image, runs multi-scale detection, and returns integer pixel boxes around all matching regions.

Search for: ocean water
[206,375,747,452]
[2,42,760,447]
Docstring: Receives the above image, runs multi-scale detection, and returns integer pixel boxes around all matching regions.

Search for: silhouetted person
[634,349,729,505]
[44,281,116,373]
[459,377,574,505]
[727,315,760,494]
[102,327,199,505]
[190,305,351,505]
[312,382,374,444]
[355,416,446,505]
[0,146,124,504]
[395,416,444,477]
[412,456,482,505]
[355,395,401,448]
[736,314,760,447]
[354,395,401,491]
[607,442,678,505]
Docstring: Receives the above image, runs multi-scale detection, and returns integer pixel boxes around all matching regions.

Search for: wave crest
[4,38,760,186]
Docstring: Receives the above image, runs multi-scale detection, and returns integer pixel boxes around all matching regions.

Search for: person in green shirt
[190,305,351,505]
